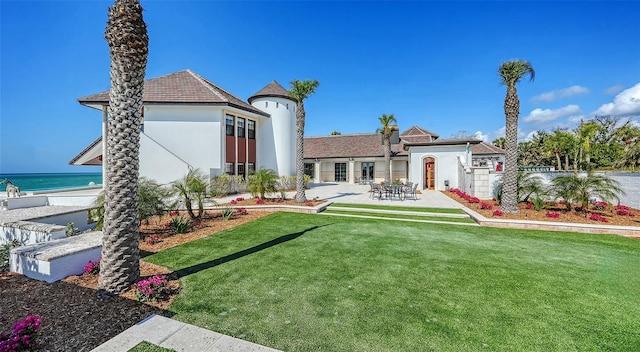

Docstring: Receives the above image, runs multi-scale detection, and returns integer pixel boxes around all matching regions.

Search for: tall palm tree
[289,79,319,203]
[498,59,535,213]
[98,0,148,297]
[377,114,397,183]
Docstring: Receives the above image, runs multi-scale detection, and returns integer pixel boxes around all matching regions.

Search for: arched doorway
[424,157,436,190]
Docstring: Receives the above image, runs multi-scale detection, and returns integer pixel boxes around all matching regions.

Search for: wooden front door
[425,161,435,190]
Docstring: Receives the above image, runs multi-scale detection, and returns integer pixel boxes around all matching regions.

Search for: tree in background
[574,120,599,171]
[377,113,398,183]
[98,0,148,297]
[289,80,319,203]
[498,59,535,213]
[492,137,506,149]
[330,131,341,135]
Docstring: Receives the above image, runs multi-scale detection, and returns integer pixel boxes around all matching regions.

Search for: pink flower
[492,209,503,216]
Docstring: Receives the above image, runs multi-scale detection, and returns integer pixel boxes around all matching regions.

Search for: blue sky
[1,1,639,173]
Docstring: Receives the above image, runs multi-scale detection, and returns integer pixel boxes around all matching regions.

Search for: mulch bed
[0,209,275,351]
[443,190,640,228]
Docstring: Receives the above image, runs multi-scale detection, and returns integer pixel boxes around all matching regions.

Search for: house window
[334,163,347,182]
[304,163,314,177]
[225,162,234,175]
[237,118,245,138]
[238,163,246,179]
[226,115,234,136]
[247,120,255,139]
[248,162,255,174]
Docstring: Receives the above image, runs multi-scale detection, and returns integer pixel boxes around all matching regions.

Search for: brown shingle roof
[304,133,407,159]
[400,125,439,138]
[248,80,292,103]
[472,142,505,155]
[77,70,269,116]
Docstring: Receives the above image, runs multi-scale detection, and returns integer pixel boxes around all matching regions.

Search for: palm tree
[171,169,210,220]
[377,114,397,183]
[498,59,535,213]
[492,137,506,149]
[248,168,278,199]
[289,79,319,203]
[551,172,624,210]
[98,0,148,297]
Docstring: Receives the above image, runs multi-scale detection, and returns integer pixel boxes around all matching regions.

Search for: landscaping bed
[443,189,640,228]
[1,209,272,351]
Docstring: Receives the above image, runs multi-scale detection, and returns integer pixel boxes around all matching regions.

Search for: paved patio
[304,182,463,208]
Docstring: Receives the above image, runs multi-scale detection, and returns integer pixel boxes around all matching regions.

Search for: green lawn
[322,209,476,223]
[329,202,466,214]
[145,212,640,351]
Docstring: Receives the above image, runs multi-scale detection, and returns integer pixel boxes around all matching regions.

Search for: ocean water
[0,172,102,192]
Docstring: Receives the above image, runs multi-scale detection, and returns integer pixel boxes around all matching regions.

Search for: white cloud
[524,130,539,142]
[473,131,489,142]
[531,85,589,103]
[593,83,640,117]
[523,105,581,124]
[604,84,624,95]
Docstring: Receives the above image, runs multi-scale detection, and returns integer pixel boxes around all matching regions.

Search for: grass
[330,202,465,214]
[322,209,476,223]
[146,212,640,351]
[128,341,175,352]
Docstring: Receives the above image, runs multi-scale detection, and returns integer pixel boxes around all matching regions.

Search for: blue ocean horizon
[0,172,102,192]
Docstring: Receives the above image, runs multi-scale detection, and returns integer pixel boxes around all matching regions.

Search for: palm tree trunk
[384,135,391,183]
[501,85,520,213]
[295,101,307,203]
[98,0,148,297]
[555,151,562,170]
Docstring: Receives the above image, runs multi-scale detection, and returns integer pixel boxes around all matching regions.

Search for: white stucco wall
[251,97,296,176]
[141,105,223,184]
[409,145,470,190]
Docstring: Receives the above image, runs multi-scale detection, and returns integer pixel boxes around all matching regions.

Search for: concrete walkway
[91,314,281,352]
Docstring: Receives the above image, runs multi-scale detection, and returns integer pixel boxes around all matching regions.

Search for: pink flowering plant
[145,234,161,245]
[236,207,248,215]
[134,275,168,302]
[492,209,503,217]
[480,202,493,210]
[546,211,560,219]
[589,213,609,223]
[83,257,101,275]
[255,198,264,205]
[0,315,41,351]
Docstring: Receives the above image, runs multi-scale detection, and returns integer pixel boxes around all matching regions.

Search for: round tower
[249,80,296,176]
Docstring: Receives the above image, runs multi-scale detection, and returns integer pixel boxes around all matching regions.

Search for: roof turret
[248,80,293,103]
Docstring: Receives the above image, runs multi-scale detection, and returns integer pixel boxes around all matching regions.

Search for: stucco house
[71,70,504,195]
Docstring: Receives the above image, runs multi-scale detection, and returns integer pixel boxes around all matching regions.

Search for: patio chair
[371,183,384,200]
[406,183,418,200]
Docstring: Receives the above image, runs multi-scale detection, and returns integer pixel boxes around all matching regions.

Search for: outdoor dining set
[369,181,418,201]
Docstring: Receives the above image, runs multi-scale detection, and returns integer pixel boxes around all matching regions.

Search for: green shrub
[210,174,232,197]
[248,168,278,199]
[220,206,234,220]
[532,196,545,211]
[1,240,20,274]
[169,215,191,234]
[91,177,171,230]
[65,222,79,237]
